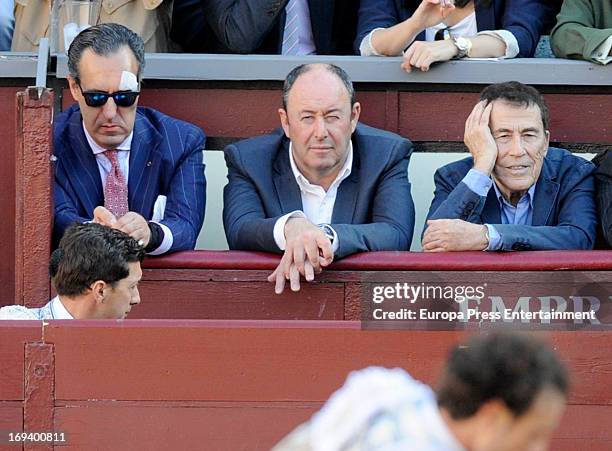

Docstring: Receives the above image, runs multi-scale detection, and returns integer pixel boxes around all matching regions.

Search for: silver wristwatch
[318,223,335,245]
[451,36,472,59]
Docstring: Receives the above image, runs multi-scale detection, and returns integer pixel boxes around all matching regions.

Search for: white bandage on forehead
[119,71,139,92]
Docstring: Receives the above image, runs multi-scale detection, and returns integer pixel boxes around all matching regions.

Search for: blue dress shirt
[462,168,536,250]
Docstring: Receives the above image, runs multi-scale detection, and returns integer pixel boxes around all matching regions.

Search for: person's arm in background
[203,0,290,53]
[360,0,452,56]
[551,0,612,64]
[0,0,14,51]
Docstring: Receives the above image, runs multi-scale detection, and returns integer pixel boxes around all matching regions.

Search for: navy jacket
[53,105,206,253]
[355,0,557,57]
[172,0,357,55]
[223,124,415,258]
[425,148,597,250]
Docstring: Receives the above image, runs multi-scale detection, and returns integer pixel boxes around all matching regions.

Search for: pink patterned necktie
[103,150,129,218]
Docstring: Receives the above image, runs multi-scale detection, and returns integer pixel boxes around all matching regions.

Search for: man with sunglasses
[53,23,206,255]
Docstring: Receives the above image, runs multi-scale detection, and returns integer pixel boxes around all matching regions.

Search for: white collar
[82,121,133,155]
[288,140,353,191]
[433,10,476,31]
[50,295,74,319]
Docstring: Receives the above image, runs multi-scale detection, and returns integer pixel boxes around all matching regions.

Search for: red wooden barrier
[62,89,612,145]
[15,88,54,309]
[0,322,610,450]
[136,251,612,321]
[0,87,20,308]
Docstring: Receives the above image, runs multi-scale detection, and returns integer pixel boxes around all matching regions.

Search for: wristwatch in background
[452,36,473,58]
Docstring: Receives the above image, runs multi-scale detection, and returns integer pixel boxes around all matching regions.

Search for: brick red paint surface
[54,403,317,451]
[0,88,20,307]
[143,250,612,271]
[0,325,42,400]
[137,280,344,319]
[137,265,612,321]
[14,89,53,309]
[24,343,54,451]
[0,406,23,446]
[0,323,610,449]
[62,89,612,143]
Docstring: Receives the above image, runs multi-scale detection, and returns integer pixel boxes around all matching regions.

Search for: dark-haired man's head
[67,23,145,150]
[479,81,551,206]
[437,333,568,451]
[51,223,145,319]
[279,63,360,190]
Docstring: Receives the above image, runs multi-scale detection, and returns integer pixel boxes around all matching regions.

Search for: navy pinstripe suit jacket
[53,105,206,253]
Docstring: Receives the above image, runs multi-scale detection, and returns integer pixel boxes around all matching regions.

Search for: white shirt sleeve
[359,28,386,56]
[273,210,307,251]
[147,222,174,256]
[476,29,519,58]
[591,35,612,64]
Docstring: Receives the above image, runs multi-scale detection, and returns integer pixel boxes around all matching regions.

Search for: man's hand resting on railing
[267,217,334,294]
[422,219,489,252]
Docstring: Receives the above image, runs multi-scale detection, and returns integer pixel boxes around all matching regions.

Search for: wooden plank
[45,323,612,405]
[0,87,19,307]
[0,405,23,451]
[551,404,612,451]
[143,250,612,272]
[135,281,344,320]
[48,324,465,402]
[63,89,612,144]
[24,343,54,451]
[398,92,612,143]
[556,404,612,440]
[0,325,42,400]
[550,441,612,451]
[51,402,612,450]
[137,267,612,325]
[62,88,282,140]
[14,89,54,308]
[54,403,317,451]
[354,91,388,132]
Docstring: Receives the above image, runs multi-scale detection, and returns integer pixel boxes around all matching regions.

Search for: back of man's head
[51,223,145,297]
[480,81,550,130]
[67,22,146,81]
[437,332,568,418]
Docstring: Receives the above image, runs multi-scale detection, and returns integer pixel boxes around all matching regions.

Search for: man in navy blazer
[224,64,414,293]
[53,23,206,255]
[423,81,596,252]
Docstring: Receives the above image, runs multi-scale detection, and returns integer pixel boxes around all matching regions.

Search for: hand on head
[464,100,498,175]
[267,217,334,294]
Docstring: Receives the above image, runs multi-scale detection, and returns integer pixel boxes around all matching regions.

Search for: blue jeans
[0,0,14,51]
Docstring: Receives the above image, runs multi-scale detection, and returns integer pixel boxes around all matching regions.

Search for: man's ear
[67,75,81,102]
[350,102,361,133]
[278,108,290,138]
[90,280,107,304]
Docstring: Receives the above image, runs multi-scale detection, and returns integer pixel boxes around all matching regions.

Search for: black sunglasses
[77,82,140,108]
